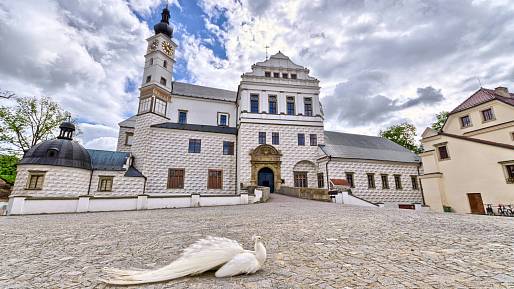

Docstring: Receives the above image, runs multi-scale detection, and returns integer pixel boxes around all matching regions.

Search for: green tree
[0,154,18,183]
[431,111,449,132]
[0,96,70,154]
[379,122,422,153]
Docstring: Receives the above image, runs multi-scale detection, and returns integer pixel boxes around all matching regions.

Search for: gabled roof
[451,87,514,114]
[119,115,137,128]
[321,131,421,163]
[439,133,514,150]
[253,51,306,70]
[151,122,238,135]
[87,149,129,171]
[172,81,236,102]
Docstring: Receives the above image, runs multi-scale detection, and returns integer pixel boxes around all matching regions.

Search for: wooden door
[467,193,485,215]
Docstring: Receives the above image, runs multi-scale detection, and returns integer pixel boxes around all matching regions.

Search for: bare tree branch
[0,90,15,99]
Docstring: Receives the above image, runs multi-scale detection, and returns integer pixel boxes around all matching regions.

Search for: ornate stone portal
[250,144,282,192]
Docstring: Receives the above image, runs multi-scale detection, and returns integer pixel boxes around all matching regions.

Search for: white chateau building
[7,7,423,215]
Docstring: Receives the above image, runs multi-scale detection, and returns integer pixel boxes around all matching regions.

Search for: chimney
[494,86,511,98]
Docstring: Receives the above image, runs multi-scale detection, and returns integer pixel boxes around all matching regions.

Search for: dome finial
[57,119,75,140]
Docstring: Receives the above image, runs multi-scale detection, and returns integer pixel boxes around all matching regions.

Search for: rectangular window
[345,173,355,188]
[304,97,313,116]
[367,173,376,189]
[268,96,277,114]
[282,73,288,79]
[138,97,152,113]
[309,134,317,146]
[294,171,308,187]
[506,165,514,183]
[317,172,324,188]
[160,77,167,86]
[291,74,297,79]
[273,72,280,78]
[394,175,402,190]
[223,141,234,155]
[272,132,279,145]
[178,110,187,124]
[146,75,151,83]
[167,169,184,189]
[125,132,134,146]
[411,175,419,190]
[298,133,305,146]
[219,114,228,126]
[98,176,113,192]
[264,71,271,77]
[258,132,266,144]
[460,115,472,127]
[188,139,201,153]
[381,174,389,189]
[154,98,167,116]
[438,145,450,160]
[208,170,223,189]
[250,94,259,113]
[481,108,495,122]
[26,172,45,190]
[149,58,153,65]
[163,60,167,68]
[287,96,295,115]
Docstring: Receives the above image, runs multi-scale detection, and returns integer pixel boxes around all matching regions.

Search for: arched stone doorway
[258,167,275,193]
[250,144,282,193]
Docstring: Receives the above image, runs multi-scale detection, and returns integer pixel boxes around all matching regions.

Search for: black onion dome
[154,6,173,38]
[19,139,92,170]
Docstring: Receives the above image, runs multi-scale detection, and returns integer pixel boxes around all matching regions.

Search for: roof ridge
[173,81,236,93]
[324,130,383,139]
[439,132,514,150]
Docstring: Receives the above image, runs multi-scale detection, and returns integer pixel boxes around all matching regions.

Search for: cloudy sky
[1,0,513,150]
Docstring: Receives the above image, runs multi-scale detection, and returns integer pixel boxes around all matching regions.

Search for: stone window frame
[145,75,151,83]
[153,97,167,116]
[272,132,279,145]
[188,139,201,153]
[167,168,185,189]
[291,73,297,79]
[394,174,403,190]
[345,172,355,188]
[282,73,289,79]
[258,132,266,145]
[250,94,259,113]
[178,110,188,124]
[98,176,114,192]
[125,132,134,146]
[499,160,514,184]
[264,71,271,77]
[273,72,280,78]
[317,172,324,188]
[163,60,167,68]
[304,97,313,116]
[381,174,389,189]
[217,112,229,126]
[138,97,152,114]
[434,142,450,161]
[410,175,419,190]
[511,132,514,141]
[207,169,223,189]
[297,133,305,146]
[460,114,473,128]
[309,134,317,146]
[223,141,234,155]
[286,96,296,115]
[26,171,46,190]
[293,171,308,188]
[268,95,277,114]
[149,58,153,65]
[480,107,496,123]
[367,173,376,189]
[160,77,167,86]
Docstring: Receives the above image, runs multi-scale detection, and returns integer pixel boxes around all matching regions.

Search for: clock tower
[132,5,177,176]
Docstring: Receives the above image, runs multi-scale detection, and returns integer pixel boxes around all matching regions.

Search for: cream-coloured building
[419,87,514,214]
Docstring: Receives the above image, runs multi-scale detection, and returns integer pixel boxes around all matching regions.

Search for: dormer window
[160,77,167,86]
[264,72,271,77]
[282,73,288,79]
[273,72,280,78]
[291,74,297,79]
[146,75,151,83]
[46,148,59,158]
[460,115,472,128]
[163,60,167,68]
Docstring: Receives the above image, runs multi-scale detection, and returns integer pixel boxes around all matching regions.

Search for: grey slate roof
[151,122,238,135]
[87,149,129,171]
[119,115,137,128]
[322,131,420,163]
[172,81,237,102]
[124,166,144,177]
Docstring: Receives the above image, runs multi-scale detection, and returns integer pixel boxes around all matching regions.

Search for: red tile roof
[330,179,350,186]
[451,88,514,114]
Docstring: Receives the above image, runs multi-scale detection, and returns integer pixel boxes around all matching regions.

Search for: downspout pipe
[325,155,332,190]
[87,169,94,195]
[417,163,426,206]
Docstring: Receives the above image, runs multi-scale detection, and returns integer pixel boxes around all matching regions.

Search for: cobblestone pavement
[1,194,514,289]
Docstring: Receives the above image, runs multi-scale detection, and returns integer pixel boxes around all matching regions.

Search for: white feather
[101,236,266,285]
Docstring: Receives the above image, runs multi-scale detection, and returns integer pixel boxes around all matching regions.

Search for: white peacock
[101,235,266,285]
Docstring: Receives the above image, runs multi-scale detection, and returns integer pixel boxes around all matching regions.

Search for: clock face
[149,39,159,51]
[162,41,173,56]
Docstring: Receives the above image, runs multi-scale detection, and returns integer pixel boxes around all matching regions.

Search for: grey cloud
[246,0,272,16]
[323,71,444,126]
